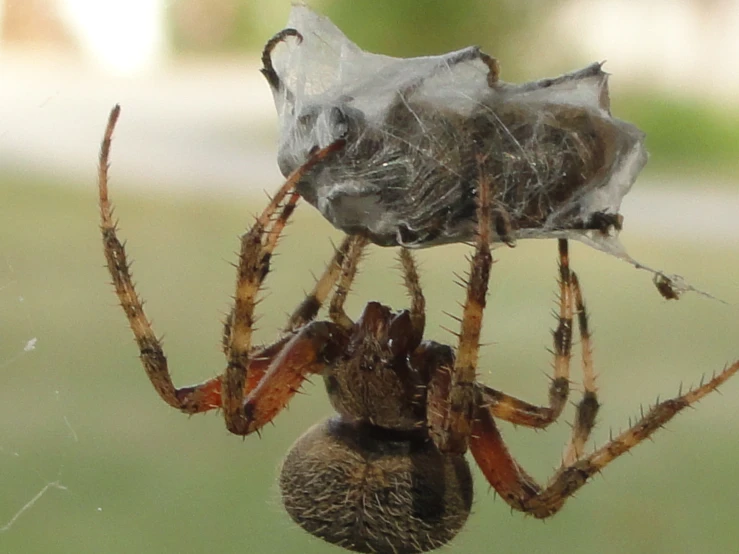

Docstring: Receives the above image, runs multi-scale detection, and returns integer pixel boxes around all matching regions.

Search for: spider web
[0,255,70,534]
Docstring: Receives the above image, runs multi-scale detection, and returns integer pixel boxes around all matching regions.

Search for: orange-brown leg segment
[99,105,192,412]
[99,104,346,424]
[539,360,736,518]
[237,321,346,435]
[472,365,739,518]
[175,337,293,413]
[222,235,356,354]
[559,271,599,465]
[480,387,568,429]
[328,235,368,330]
[470,405,543,508]
[283,236,356,333]
[470,266,739,518]
[220,142,346,433]
[478,239,576,429]
[428,156,493,454]
[398,248,425,340]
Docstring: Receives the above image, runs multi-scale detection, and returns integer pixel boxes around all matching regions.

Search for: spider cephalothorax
[98,107,738,554]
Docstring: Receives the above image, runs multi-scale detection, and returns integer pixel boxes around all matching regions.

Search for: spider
[98,106,738,554]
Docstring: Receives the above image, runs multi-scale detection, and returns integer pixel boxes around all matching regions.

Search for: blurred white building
[0,0,166,74]
[0,0,736,196]
[1,0,738,101]
[551,0,739,102]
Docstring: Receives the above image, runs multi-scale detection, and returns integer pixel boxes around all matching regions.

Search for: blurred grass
[1,174,738,554]
[168,0,541,61]
[615,94,739,180]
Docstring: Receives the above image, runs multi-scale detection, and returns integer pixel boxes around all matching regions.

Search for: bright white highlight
[60,0,166,74]
[23,338,37,352]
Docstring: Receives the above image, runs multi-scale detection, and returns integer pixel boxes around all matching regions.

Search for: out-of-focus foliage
[616,94,739,178]
[167,0,545,62]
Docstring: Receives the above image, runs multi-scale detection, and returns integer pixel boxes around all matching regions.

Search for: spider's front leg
[219,159,349,435]
[185,235,363,418]
[222,231,367,436]
[99,105,344,421]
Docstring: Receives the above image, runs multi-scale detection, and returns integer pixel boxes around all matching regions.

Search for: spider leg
[222,145,346,434]
[235,320,347,435]
[282,235,362,334]
[99,105,189,411]
[328,235,368,330]
[98,105,345,420]
[472,360,739,518]
[480,387,569,429]
[220,188,299,363]
[221,235,357,349]
[469,266,739,518]
[183,319,348,435]
[398,248,425,339]
[477,239,576,429]
[468,265,595,510]
[261,28,302,91]
[533,361,739,517]
[559,271,599,465]
[428,155,493,454]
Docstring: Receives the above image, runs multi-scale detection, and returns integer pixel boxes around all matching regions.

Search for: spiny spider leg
[469,265,739,518]
[473,360,739,518]
[172,337,293,413]
[559,271,599,465]
[398,248,425,338]
[98,104,345,421]
[233,320,342,435]
[99,105,191,411]
[222,151,346,434]
[222,235,357,350]
[221,189,300,365]
[427,154,494,454]
[228,233,369,434]
[285,235,361,333]
[328,235,368,329]
[155,235,357,418]
[478,239,576,429]
[261,28,302,92]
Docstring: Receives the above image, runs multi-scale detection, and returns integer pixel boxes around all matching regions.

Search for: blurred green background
[2,1,739,554]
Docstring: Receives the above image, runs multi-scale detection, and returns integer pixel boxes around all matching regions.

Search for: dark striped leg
[469,269,738,518]
[477,239,578,429]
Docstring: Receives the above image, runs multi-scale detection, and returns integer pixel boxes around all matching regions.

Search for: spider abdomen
[280,417,472,554]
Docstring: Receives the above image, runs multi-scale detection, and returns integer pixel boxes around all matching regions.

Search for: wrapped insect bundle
[264,5,707,298]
